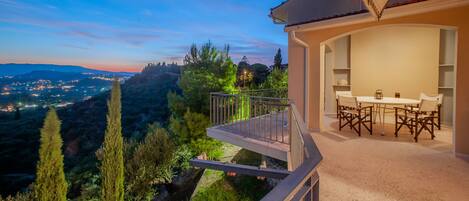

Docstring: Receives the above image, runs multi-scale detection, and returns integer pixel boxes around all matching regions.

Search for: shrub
[125,124,175,200]
[190,139,223,160]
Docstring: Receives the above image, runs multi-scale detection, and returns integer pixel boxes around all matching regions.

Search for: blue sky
[0,0,287,72]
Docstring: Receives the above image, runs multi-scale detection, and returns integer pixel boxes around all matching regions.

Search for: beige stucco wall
[287,5,469,155]
[288,36,306,119]
[350,26,439,99]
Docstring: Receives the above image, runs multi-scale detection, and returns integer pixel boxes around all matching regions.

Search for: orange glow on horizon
[2,58,144,73]
[86,65,142,73]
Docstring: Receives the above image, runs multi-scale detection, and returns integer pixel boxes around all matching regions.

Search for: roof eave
[269,0,289,24]
[284,0,468,32]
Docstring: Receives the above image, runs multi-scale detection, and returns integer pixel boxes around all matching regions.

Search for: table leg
[373,104,378,124]
[376,104,382,125]
[381,104,386,135]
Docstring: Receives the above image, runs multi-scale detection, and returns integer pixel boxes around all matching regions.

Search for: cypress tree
[34,108,67,201]
[274,48,282,69]
[101,79,124,201]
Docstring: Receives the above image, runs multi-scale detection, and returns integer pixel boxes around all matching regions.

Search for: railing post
[222,96,225,124]
[254,98,257,137]
[237,95,241,132]
[288,105,292,149]
[214,95,218,125]
[312,180,319,201]
[231,95,234,124]
[210,93,213,125]
[217,96,220,125]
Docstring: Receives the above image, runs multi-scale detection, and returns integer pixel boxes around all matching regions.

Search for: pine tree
[34,108,67,201]
[274,48,282,69]
[101,79,124,201]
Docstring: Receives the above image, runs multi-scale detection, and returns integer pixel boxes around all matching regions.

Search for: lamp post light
[243,70,247,88]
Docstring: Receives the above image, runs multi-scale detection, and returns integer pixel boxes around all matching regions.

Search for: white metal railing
[288,104,305,171]
[208,90,322,201]
[210,89,289,144]
[261,103,322,201]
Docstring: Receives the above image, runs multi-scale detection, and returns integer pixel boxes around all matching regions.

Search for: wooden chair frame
[394,107,436,142]
[338,104,373,136]
[335,91,352,118]
[408,104,442,130]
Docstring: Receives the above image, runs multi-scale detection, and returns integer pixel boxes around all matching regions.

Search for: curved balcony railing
[208,89,323,201]
[261,103,322,201]
[210,89,289,144]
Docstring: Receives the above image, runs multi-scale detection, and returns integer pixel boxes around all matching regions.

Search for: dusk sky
[0,0,287,72]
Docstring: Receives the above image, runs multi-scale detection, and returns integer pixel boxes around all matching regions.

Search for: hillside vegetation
[0,63,180,197]
[0,44,288,200]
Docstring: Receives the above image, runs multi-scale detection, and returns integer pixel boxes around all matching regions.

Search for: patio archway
[285,5,469,156]
[317,24,457,146]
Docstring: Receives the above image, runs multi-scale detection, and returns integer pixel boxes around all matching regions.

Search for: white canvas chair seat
[396,112,433,119]
[338,95,359,109]
[420,93,443,105]
[419,98,439,113]
[335,91,352,99]
[394,98,439,142]
[405,93,443,131]
[341,109,360,115]
[335,91,352,118]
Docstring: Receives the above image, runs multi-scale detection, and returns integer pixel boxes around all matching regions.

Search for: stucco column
[308,42,322,131]
[288,35,306,119]
[455,26,469,156]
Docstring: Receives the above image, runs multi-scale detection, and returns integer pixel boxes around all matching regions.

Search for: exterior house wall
[288,36,306,119]
[287,5,469,155]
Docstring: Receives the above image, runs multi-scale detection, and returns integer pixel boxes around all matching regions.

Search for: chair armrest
[394,107,417,114]
[358,105,373,115]
[359,105,373,110]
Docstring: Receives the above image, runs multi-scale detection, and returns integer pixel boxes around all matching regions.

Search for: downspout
[290,31,309,127]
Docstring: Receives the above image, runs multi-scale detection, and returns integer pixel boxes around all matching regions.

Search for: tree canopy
[34,108,67,201]
[101,80,124,201]
[179,42,237,114]
[273,48,282,70]
[168,42,235,160]
[251,63,270,85]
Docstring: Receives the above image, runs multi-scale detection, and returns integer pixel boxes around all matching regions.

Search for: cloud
[3,16,160,47]
[61,44,89,50]
[225,37,287,64]
[115,32,160,46]
[0,1,166,46]
[68,30,106,40]
[0,0,288,69]
[155,37,287,65]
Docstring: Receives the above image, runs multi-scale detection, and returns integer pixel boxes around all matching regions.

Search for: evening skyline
[0,0,287,72]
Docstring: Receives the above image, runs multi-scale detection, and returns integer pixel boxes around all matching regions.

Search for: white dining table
[356,96,420,135]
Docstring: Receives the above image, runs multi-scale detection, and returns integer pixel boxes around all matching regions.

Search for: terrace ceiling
[270,0,428,26]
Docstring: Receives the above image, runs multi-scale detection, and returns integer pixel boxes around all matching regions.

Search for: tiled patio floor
[315,116,469,201]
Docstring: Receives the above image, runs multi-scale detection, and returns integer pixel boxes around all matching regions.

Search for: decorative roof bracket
[363,0,390,20]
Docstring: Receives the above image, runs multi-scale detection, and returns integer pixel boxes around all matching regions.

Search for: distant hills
[0,63,181,196]
[0,63,134,77]
[12,70,89,81]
